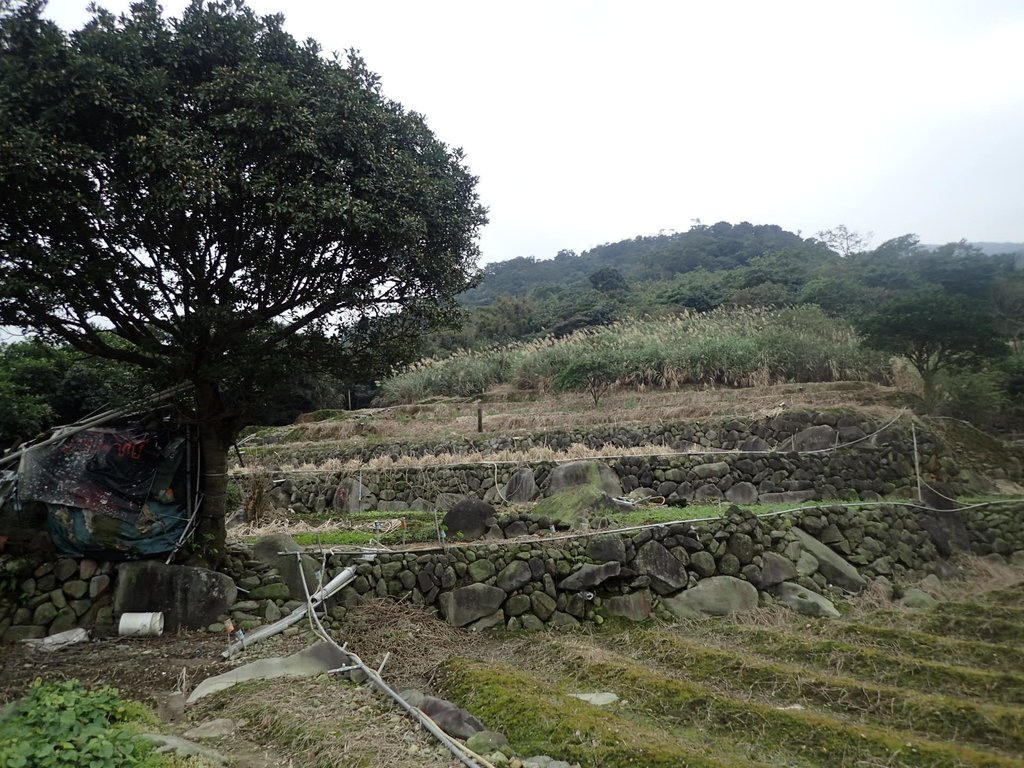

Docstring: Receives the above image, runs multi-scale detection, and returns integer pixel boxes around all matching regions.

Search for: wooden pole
[477,405,483,433]
[912,422,922,502]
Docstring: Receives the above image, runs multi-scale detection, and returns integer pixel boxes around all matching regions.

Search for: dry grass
[240,380,908,471]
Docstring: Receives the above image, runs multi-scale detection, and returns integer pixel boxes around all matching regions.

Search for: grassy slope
[438,566,1024,768]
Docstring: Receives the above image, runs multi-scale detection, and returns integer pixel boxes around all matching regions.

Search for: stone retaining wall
[257,440,962,516]
[247,409,909,465]
[5,501,1019,641]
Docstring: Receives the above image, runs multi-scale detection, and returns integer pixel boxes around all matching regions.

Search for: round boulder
[442,500,497,542]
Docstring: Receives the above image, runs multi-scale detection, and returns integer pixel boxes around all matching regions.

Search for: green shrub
[934,367,1011,430]
[0,679,158,768]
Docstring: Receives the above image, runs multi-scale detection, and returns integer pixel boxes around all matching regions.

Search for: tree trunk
[190,380,236,568]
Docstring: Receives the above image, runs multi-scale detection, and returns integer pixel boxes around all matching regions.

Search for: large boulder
[401,691,484,739]
[661,576,758,619]
[770,582,840,618]
[725,482,758,505]
[547,461,622,497]
[759,552,798,587]
[919,508,970,557]
[531,486,621,530]
[252,534,321,603]
[779,425,838,452]
[442,500,497,542]
[791,528,866,593]
[332,477,371,513]
[633,540,688,595]
[502,468,538,503]
[558,562,621,591]
[439,584,506,627]
[114,561,236,631]
[604,590,652,621]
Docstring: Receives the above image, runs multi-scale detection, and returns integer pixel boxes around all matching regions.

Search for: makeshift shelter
[0,386,199,560]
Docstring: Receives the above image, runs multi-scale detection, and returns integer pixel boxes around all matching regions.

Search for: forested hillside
[439,223,1023,354]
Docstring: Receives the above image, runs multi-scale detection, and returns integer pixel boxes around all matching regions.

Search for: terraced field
[438,575,1024,768]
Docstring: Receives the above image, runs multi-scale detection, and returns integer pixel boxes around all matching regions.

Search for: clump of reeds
[377,306,890,404]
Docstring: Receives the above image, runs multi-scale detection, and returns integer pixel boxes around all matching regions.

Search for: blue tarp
[16,428,190,559]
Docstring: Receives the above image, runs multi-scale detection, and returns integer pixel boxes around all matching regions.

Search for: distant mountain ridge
[462,224,1023,307]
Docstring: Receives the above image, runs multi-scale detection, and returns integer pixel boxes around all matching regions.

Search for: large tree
[859,292,1007,404]
[0,0,487,563]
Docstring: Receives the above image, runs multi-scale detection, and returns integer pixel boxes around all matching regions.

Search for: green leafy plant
[0,679,159,767]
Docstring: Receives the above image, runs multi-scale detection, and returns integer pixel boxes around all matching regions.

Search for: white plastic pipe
[118,612,164,636]
[221,563,358,658]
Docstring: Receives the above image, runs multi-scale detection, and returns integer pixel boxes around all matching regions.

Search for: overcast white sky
[43,0,1024,264]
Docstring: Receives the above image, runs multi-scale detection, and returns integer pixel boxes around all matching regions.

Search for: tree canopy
[859,292,1007,403]
[0,0,486,561]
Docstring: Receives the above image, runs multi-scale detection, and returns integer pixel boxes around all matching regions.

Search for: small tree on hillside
[553,353,621,407]
[859,293,1007,405]
[0,0,486,564]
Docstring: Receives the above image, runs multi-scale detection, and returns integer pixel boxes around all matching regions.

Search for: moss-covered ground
[436,567,1024,768]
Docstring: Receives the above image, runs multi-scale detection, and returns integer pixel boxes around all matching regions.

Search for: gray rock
[252,534,321,604]
[791,527,865,593]
[899,588,937,609]
[634,540,688,595]
[549,611,580,629]
[4,625,46,642]
[55,558,78,582]
[759,552,797,586]
[919,508,970,557]
[693,483,724,502]
[547,461,622,497]
[468,559,496,582]
[400,691,484,739]
[443,500,497,542]
[520,614,545,631]
[530,592,556,621]
[468,610,505,632]
[439,584,507,627]
[62,579,88,599]
[758,490,817,504]
[184,718,237,740]
[332,477,371,513]
[48,607,78,635]
[741,436,771,452]
[586,535,626,563]
[661,576,758,619]
[89,574,111,598]
[796,551,819,577]
[32,602,58,626]
[725,482,758,504]
[770,582,840,618]
[727,533,756,565]
[568,692,619,706]
[495,561,532,592]
[504,594,531,617]
[114,561,237,631]
[604,590,652,621]
[780,425,838,452]
[503,468,538,503]
[139,734,228,765]
[692,461,730,480]
[688,551,717,578]
[558,562,621,591]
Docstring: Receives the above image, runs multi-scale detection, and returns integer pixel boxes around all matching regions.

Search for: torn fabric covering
[46,498,187,559]
[16,427,190,559]
[17,428,164,518]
